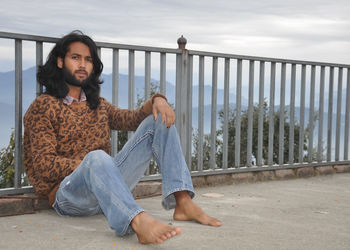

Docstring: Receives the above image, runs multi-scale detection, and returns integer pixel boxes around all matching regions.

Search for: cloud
[0,0,349,65]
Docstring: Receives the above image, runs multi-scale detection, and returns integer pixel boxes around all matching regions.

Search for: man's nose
[79,59,87,68]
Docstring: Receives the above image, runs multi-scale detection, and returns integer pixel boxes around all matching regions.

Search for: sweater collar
[63,90,87,105]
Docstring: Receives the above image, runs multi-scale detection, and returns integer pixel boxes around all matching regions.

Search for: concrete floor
[1,173,349,250]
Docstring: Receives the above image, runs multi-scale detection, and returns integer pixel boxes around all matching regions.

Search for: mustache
[75,70,88,75]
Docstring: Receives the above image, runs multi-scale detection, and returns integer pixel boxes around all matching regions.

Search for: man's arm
[106,94,172,131]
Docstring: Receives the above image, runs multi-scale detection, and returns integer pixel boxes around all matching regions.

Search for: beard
[62,66,93,88]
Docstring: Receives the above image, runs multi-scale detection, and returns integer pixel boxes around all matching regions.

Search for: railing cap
[177,35,187,49]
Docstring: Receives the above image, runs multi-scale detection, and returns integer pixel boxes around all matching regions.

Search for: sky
[0,0,349,151]
[0,0,350,69]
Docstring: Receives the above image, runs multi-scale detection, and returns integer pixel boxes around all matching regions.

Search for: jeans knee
[139,114,167,130]
[86,149,108,160]
[85,150,111,171]
[136,115,156,132]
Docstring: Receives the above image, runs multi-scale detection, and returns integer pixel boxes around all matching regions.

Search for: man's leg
[54,114,219,243]
[53,115,183,243]
[53,150,145,235]
[138,115,221,227]
[105,114,220,240]
[115,115,194,200]
[54,149,180,244]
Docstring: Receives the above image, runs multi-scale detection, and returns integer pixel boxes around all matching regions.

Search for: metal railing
[0,31,349,195]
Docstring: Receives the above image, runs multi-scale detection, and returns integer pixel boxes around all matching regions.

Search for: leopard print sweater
[24,93,165,206]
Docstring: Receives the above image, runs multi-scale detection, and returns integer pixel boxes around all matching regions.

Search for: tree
[192,101,311,169]
[191,130,222,171]
[218,102,309,167]
[0,130,28,188]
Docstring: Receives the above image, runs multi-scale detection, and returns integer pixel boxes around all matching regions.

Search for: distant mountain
[0,66,176,111]
[0,66,244,147]
[0,66,249,109]
[0,102,15,147]
[0,66,348,158]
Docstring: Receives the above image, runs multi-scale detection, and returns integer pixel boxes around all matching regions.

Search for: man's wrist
[151,93,167,105]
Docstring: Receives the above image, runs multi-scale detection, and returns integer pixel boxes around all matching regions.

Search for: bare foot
[173,191,222,227]
[131,212,181,244]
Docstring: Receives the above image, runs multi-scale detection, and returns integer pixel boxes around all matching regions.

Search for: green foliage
[191,131,222,171]
[192,101,313,169]
[117,131,128,153]
[0,130,28,188]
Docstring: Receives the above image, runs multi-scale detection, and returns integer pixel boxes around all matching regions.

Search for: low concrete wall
[1,164,349,216]
[0,194,50,217]
[192,164,349,188]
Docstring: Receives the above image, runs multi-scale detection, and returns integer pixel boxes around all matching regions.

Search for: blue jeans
[53,115,194,236]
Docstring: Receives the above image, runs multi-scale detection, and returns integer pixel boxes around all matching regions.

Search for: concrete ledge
[1,165,348,216]
[275,169,296,180]
[192,165,348,189]
[206,174,233,186]
[232,172,257,184]
[315,166,336,175]
[334,165,350,173]
[256,170,276,181]
[0,193,50,217]
[132,181,162,199]
[191,176,207,187]
[296,167,315,178]
[0,198,34,217]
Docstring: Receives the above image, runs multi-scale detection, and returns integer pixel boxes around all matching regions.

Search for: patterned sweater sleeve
[24,97,81,196]
[105,93,167,131]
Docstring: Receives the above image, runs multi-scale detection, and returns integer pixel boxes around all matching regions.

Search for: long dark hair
[37,30,103,109]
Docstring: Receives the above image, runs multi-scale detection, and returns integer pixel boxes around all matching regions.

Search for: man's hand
[152,97,175,128]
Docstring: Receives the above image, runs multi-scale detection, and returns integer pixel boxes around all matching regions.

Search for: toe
[162,234,168,241]
[212,219,222,227]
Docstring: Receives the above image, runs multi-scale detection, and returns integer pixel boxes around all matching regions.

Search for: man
[24,31,221,244]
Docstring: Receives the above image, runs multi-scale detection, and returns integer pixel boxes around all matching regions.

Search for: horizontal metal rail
[189,49,350,68]
[2,31,350,66]
[0,31,180,54]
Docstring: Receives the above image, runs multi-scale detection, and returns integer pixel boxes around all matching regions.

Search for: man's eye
[72,55,79,60]
[86,57,93,62]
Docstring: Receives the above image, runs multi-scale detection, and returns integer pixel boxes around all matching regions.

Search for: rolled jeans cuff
[162,186,195,210]
[119,208,145,236]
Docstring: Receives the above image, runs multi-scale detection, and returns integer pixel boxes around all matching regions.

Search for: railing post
[247,60,254,167]
[198,56,205,171]
[36,41,43,96]
[14,39,23,189]
[235,59,242,168]
[145,51,151,99]
[186,55,193,169]
[210,57,218,169]
[111,49,119,156]
[128,49,135,139]
[175,36,190,166]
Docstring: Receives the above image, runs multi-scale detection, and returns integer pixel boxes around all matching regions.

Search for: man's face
[57,41,94,84]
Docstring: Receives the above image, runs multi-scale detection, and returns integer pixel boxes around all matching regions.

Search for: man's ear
[57,57,63,69]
